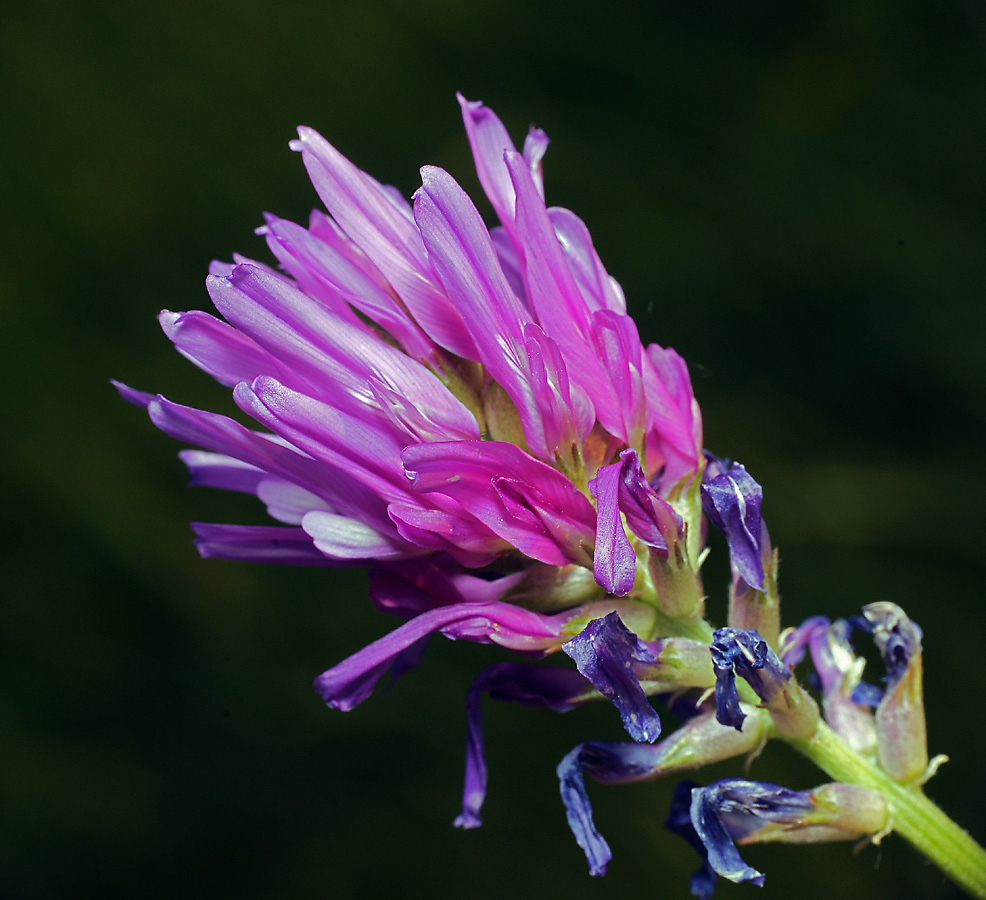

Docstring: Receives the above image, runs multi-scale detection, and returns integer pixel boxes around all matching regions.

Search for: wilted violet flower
[669,778,889,896]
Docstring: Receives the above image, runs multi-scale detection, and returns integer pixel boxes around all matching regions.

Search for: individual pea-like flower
[116,94,703,723]
[558,707,767,877]
[781,616,877,755]
[667,778,889,897]
[711,627,819,739]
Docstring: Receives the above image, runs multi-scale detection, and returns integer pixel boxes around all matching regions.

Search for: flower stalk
[791,722,986,899]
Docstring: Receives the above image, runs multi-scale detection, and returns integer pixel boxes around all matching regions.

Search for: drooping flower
[559,708,767,877]
[668,778,889,896]
[711,627,819,739]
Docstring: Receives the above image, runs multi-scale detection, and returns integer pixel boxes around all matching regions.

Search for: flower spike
[118,93,986,899]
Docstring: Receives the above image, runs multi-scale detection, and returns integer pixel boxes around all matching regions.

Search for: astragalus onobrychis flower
[118,96,986,897]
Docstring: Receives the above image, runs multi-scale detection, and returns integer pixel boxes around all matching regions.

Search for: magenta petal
[313,600,566,711]
[387,502,510,562]
[291,127,478,359]
[607,449,682,552]
[643,344,703,488]
[159,309,290,388]
[457,93,522,236]
[403,440,596,565]
[368,557,527,619]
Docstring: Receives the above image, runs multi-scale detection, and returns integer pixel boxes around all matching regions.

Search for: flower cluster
[118,96,960,896]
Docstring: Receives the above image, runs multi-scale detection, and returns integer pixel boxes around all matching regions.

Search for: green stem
[789,722,986,898]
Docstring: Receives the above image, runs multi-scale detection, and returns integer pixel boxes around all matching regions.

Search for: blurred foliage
[1,0,983,897]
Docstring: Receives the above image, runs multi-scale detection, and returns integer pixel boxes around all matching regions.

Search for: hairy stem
[790,722,986,898]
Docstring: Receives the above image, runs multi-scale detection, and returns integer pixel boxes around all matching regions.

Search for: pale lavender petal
[210,265,479,439]
[507,152,634,443]
[256,478,333,524]
[301,510,410,560]
[257,215,388,327]
[179,449,266,494]
[190,522,343,566]
[416,166,573,459]
[490,226,528,304]
[548,207,626,314]
[112,380,156,409]
[291,127,479,359]
[523,324,594,455]
[457,93,521,235]
[522,127,549,199]
[306,208,393,290]
[591,310,646,449]
[146,394,394,534]
[260,214,436,361]
[234,376,411,499]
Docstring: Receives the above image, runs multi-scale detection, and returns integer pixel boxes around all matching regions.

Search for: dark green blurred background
[2,1,984,897]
